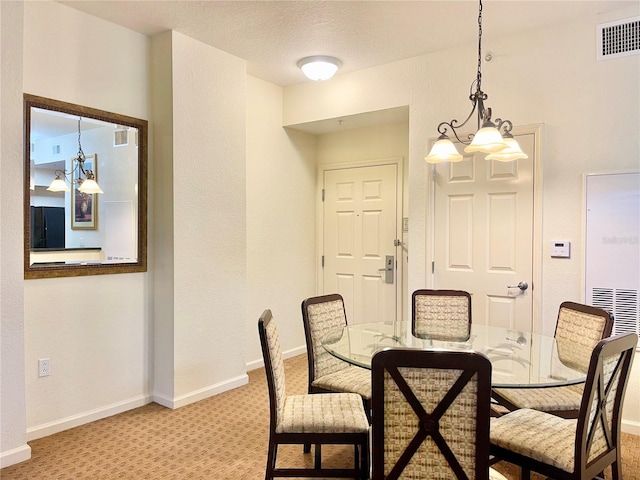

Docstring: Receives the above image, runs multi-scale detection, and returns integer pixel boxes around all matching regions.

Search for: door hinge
[321,255,324,268]
[431,261,435,274]
[322,189,325,201]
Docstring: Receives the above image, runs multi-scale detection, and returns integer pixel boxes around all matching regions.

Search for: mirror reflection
[25,94,147,279]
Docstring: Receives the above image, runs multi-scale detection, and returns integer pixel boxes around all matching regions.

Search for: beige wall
[170,30,248,403]
[245,76,317,365]
[0,0,28,466]
[22,1,152,438]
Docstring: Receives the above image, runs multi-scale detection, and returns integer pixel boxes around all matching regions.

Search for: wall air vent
[591,287,639,336]
[597,16,640,60]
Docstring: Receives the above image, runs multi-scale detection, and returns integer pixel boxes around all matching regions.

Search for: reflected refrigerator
[30,206,65,249]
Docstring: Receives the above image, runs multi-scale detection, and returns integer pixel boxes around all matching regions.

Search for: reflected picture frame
[71,154,98,230]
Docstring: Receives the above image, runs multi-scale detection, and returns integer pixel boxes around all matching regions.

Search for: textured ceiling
[59,0,637,87]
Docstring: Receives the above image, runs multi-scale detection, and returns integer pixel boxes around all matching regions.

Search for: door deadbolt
[377,255,394,284]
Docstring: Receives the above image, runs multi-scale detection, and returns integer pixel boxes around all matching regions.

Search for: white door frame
[317,157,404,322]
[426,124,544,333]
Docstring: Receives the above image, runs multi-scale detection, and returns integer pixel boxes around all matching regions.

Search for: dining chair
[371,348,508,480]
[301,293,371,403]
[412,289,472,341]
[258,309,370,480]
[490,332,637,480]
[492,301,614,418]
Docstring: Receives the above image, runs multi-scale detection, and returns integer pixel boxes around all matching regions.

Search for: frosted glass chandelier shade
[463,126,508,153]
[78,177,104,194]
[47,174,70,192]
[425,136,464,163]
[485,135,528,161]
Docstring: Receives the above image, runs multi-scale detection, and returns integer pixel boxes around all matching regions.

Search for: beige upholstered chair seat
[311,365,372,400]
[492,384,582,411]
[491,408,577,473]
[489,468,509,480]
[277,392,370,434]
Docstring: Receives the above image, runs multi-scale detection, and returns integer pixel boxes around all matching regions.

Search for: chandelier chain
[77,118,86,161]
[477,0,483,90]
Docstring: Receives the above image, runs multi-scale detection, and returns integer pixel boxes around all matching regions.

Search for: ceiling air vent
[597,16,640,60]
[114,129,129,147]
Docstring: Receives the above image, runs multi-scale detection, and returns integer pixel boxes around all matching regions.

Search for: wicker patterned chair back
[412,290,472,341]
[260,310,288,427]
[302,294,351,383]
[490,332,637,480]
[258,309,370,480]
[371,348,492,480]
[554,301,614,373]
[491,301,614,418]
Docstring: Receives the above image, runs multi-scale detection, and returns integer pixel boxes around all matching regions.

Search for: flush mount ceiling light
[297,55,342,81]
[425,0,527,164]
[47,117,104,194]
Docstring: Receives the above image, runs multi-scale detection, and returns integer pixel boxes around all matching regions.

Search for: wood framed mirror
[24,94,147,279]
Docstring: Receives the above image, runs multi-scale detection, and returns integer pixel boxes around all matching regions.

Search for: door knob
[507,281,528,291]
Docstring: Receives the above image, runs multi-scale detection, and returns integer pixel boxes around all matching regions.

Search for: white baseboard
[154,373,249,410]
[26,394,152,442]
[622,418,640,436]
[25,373,252,443]
[246,345,306,372]
[0,444,32,469]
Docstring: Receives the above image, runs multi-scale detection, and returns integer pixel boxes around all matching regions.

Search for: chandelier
[47,117,103,194]
[425,0,527,164]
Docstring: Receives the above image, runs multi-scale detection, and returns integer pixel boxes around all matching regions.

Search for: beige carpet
[2,354,638,479]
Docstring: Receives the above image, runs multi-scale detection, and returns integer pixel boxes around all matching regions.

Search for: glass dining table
[322,321,585,389]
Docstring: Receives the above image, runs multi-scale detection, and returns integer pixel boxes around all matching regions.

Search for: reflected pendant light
[47,117,103,194]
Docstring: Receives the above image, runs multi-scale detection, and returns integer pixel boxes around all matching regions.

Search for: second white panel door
[323,163,398,324]
[433,133,536,332]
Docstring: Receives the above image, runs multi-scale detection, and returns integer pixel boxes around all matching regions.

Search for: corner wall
[162,31,248,404]
[0,0,30,467]
[245,76,317,366]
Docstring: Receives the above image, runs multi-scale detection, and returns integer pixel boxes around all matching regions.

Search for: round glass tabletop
[322,321,586,388]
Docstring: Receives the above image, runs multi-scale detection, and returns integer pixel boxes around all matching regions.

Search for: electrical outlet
[38,358,50,377]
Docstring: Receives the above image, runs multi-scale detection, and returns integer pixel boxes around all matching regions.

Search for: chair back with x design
[575,332,636,478]
[371,348,492,480]
[489,332,636,480]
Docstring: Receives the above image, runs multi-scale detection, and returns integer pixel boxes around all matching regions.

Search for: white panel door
[433,133,535,332]
[324,164,398,324]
